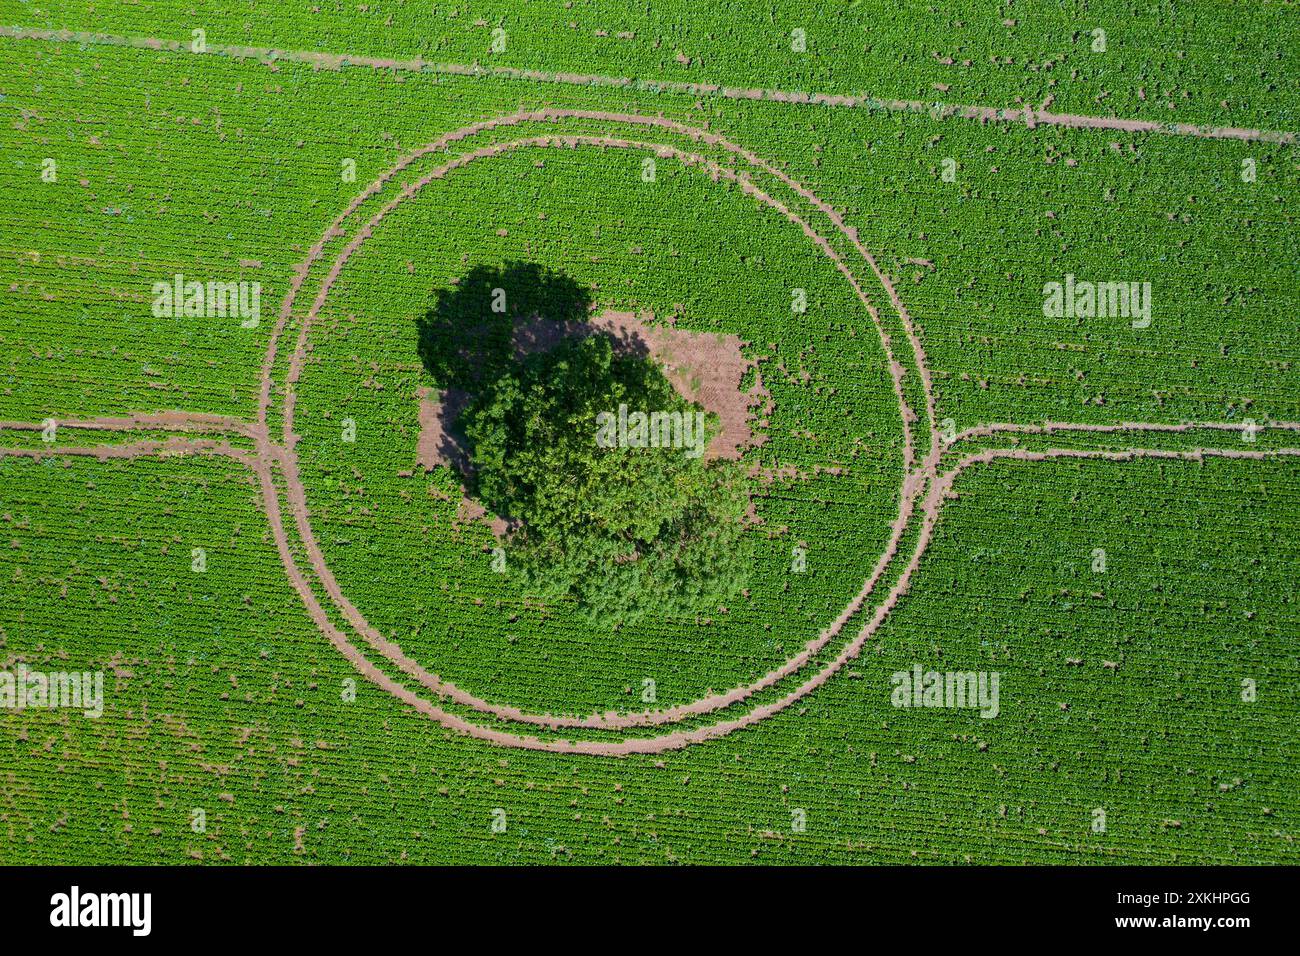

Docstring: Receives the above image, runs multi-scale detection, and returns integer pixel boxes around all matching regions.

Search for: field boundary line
[2,26,1294,146]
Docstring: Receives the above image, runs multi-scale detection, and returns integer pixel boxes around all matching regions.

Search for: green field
[1,3,1296,864]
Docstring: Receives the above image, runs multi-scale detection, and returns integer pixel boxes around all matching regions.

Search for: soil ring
[262,110,930,746]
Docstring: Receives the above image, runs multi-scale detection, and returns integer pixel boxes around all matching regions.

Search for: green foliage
[4,17,1298,866]
[463,334,754,624]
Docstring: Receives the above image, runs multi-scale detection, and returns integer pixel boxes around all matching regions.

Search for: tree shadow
[417,262,593,393]
[414,262,649,479]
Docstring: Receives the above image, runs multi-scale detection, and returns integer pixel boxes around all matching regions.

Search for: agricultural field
[0,2,1296,869]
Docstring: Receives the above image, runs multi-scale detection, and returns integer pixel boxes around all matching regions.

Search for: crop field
[1,3,1297,867]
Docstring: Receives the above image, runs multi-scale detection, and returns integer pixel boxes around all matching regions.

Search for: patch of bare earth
[413,309,769,535]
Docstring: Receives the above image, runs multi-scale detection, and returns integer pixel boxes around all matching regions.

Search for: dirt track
[262,112,931,735]
[5,108,1298,754]
[3,26,1294,146]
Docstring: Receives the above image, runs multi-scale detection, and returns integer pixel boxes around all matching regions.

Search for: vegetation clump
[462,331,753,626]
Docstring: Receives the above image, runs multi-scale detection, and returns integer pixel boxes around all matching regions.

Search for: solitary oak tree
[462,334,753,625]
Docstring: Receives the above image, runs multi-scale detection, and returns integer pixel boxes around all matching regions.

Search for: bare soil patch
[416,308,768,476]
[415,308,768,537]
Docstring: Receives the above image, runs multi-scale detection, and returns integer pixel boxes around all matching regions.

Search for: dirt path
[4,105,1297,752]
[0,435,258,468]
[2,26,1294,146]
[952,419,1300,445]
[265,117,930,731]
[0,411,257,438]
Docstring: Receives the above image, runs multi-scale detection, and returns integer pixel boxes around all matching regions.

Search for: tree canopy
[461,333,753,625]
